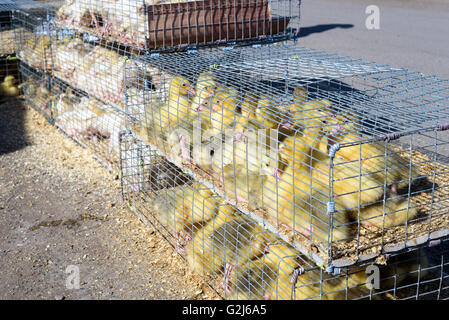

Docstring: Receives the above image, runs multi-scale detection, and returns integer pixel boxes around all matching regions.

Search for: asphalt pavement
[298,0,449,78]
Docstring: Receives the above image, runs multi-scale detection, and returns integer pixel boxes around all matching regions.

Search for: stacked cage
[12,2,137,169]
[12,8,55,118]
[53,0,300,52]
[48,33,148,170]
[1,1,63,100]
[120,43,449,298]
[9,0,449,299]
[1,1,20,86]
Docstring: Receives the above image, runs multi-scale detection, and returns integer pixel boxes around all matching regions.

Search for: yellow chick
[262,108,354,242]
[324,116,420,227]
[326,115,421,195]
[288,98,333,132]
[292,85,308,108]
[1,75,20,97]
[209,86,240,135]
[154,182,218,254]
[214,129,278,209]
[185,205,277,295]
[239,92,261,128]
[255,98,285,130]
[159,76,195,130]
[184,203,237,276]
[231,243,371,300]
[189,71,217,119]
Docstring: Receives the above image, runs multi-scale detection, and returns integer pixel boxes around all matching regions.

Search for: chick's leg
[179,133,191,163]
[221,263,233,295]
[175,231,185,255]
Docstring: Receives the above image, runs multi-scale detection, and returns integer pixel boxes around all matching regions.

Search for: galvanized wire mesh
[52,0,300,52]
[119,130,449,300]
[122,45,449,267]
[1,1,19,81]
[51,75,128,169]
[19,61,52,118]
[0,2,17,55]
[12,9,55,70]
[7,1,449,300]
[13,9,138,168]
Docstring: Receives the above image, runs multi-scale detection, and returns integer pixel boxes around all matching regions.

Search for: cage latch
[290,267,305,285]
[384,132,401,143]
[325,266,341,274]
[328,143,340,158]
[327,201,335,214]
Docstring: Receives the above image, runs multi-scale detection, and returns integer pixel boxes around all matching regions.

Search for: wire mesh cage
[121,44,449,268]
[52,0,300,52]
[1,1,20,82]
[0,1,17,55]
[19,60,52,119]
[0,52,19,86]
[46,31,163,169]
[2,1,63,85]
[12,8,55,70]
[119,130,449,299]
[50,75,128,169]
[49,31,167,113]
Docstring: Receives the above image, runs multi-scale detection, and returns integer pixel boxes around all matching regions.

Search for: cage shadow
[0,96,29,155]
[298,24,354,38]
[260,77,396,135]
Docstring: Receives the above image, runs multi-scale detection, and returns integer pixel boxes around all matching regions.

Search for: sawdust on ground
[0,97,219,300]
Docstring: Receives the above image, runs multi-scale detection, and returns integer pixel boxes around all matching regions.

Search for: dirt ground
[0,97,219,300]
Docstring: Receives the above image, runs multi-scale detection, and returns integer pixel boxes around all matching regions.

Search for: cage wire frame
[120,44,449,269]
[46,23,169,169]
[48,25,169,113]
[11,7,449,269]
[119,130,449,300]
[11,7,57,71]
[13,7,56,120]
[18,61,52,119]
[51,74,130,170]
[1,1,20,81]
[52,0,301,53]
[7,0,449,302]
[12,8,148,170]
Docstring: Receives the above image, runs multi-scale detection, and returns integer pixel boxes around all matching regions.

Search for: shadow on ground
[299,24,354,38]
[0,97,29,155]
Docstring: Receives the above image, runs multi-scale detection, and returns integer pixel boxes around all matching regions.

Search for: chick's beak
[194,104,204,112]
[330,124,342,135]
[281,120,294,129]
[187,86,196,95]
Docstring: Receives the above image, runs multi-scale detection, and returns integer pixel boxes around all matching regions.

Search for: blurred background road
[298,0,449,78]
